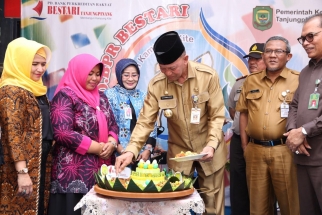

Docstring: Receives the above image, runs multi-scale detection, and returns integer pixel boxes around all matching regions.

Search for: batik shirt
[105,84,157,150]
[50,88,118,194]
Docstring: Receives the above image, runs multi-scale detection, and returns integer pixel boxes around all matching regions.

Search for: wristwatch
[17,168,28,174]
[144,145,153,153]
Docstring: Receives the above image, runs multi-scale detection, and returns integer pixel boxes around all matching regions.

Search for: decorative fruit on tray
[94,159,197,193]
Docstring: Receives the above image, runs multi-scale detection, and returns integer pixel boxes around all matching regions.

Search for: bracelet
[120,149,125,154]
[108,140,117,148]
[144,145,153,153]
[98,143,104,155]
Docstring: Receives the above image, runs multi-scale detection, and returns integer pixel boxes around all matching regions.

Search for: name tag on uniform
[161,95,173,100]
[250,89,260,93]
[280,103,289,118]
[308,93,319,109]
[124,105,132,119]
[190,108,201,124]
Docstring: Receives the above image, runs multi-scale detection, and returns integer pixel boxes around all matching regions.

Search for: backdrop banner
[21,0,320,206]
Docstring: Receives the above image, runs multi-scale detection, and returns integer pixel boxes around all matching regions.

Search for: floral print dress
[105,84,157,151]
[50,88,118,194]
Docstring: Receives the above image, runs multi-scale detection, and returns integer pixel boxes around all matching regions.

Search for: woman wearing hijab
[48,54,118,215]
[105,58,156,166]
[0,37,52,215]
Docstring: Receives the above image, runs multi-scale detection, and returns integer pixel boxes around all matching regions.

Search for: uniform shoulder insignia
[236,75,248,81]
[151,72,166,85]
[291,70,300,75]
[247,70,262,77]
[195,66,213,74]
[192,61,215,74]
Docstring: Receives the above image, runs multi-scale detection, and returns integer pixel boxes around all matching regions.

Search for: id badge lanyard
[124,101,132,119]
[280,90,290,118]
[308,79,320,110]
[190,95,201,124]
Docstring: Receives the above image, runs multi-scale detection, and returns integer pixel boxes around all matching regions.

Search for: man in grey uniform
[285,13,322,215]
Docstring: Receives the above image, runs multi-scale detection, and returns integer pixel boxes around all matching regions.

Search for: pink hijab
[55,54,108,142]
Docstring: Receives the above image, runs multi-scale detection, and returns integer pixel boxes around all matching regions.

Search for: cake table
[74,185,205,215]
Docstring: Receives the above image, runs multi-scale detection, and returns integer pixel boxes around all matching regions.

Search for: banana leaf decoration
[95,169,197,193]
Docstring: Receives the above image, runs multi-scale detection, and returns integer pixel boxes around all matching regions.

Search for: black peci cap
[153,31,185,65]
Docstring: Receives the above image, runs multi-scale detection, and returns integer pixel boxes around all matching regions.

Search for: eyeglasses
[122,73,139,79]
[297,31,321,44]
[264,49,289,56]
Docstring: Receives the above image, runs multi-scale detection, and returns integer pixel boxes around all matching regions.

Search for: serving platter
[94,185,194,200]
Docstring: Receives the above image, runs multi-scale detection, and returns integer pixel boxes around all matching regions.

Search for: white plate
[169,153,208,162]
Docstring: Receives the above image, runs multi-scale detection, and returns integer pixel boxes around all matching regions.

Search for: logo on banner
[253,6,273,31]
[31,0,46,20]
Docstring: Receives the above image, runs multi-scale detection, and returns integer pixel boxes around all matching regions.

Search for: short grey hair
[264,36,291,53]
[304,14,322,27]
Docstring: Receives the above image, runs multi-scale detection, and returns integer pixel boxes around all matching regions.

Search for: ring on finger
[22,189,26,194]
[295,150,299,154]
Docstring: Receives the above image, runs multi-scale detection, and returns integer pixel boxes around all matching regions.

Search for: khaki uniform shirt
[126,61,227,176]
[228,76,247,135]
[236,68,299,140]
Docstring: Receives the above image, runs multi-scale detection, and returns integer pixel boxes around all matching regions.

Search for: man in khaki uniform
[228,43,266,215]
[236,36,300,215]
[115,31,227,215]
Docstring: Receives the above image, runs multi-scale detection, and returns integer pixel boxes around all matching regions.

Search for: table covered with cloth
[74,187,205,215]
